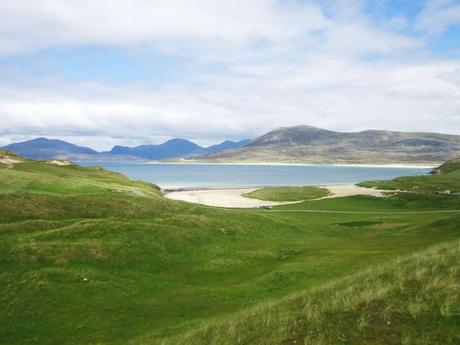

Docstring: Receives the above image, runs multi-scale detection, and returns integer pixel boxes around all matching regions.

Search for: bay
[77,162,431,189]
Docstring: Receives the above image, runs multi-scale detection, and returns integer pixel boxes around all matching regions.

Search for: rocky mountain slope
[197,125,460,164]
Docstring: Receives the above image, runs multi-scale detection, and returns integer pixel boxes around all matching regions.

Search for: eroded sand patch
[0,157,22,167]
[48,160,73,166]
[318,184,385,199]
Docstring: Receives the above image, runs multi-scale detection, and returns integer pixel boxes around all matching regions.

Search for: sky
[0,0,460,150]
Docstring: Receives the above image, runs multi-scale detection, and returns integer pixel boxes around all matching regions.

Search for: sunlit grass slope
[155,239,460,345]
[1,151,459,345]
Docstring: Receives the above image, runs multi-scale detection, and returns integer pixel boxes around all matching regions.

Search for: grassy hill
[1,151,459,344]
[155,239,460,345]
[358,158,460,194]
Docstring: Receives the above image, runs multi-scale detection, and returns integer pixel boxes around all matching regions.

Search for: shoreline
[146,161,435,169]
[164,184,387,208]
[161,182,375,193]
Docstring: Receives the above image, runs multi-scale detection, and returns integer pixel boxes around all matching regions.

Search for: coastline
[145,160,435,169]
[164,184,387,208]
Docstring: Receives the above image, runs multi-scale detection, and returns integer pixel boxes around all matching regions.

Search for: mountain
[1,137,251,161]
[1,138,98,160]
[109,138,205,160]
[196,125,460,164]
[203,139,251,154]
[109,138,251,160]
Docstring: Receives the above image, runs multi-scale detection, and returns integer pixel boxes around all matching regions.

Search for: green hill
[434,158,460,175]
[358,158,460,194]
[1,153,459,344]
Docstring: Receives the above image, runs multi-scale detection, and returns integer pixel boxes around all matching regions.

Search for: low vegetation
[1,152,459,345]
[433,158,460,175]
[358,158,460,194]
[156,239,460,345]
[244,186,330,201]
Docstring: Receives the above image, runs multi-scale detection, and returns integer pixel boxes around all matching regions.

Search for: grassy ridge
[358,158,460,193]
[436,158,460,174]
[244,186,330,202]
[1,152,459,344]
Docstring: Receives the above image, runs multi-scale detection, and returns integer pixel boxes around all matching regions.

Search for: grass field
[358,158,460,194]
[244,186,330,201]
[1,151,459,345]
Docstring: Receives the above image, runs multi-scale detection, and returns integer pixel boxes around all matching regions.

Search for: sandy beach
[147,161,434,169]
[164,184,387,208]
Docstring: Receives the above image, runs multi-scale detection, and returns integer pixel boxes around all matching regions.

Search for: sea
[76,162,431,189]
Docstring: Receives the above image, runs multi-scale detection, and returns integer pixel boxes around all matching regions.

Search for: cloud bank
[0,0,459,149]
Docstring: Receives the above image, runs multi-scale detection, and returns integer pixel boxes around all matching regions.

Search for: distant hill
[196,125,460,164]
[2,138,98,160]
[204,139,251,154]
[108,138,251,159]
[109,139,205,160]
[1,137,251,161]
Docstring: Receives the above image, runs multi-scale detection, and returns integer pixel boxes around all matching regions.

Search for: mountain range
[194,125,460,164]
[3,125,460,164]
[1,138,251,161]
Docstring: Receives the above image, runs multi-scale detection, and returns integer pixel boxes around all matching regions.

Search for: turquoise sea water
[77,162,430,189]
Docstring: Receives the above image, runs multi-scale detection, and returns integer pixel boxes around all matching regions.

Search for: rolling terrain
[197,125,460,165]
[0,151,459,344]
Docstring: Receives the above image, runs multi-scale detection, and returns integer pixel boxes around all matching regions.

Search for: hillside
[197,125,460,164]
[1,152,459,344]
[157,239,460,345]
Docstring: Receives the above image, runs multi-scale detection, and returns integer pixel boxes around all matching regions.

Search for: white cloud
[0,1,459,149]
[0,0,330,56]
[416,0,460,33]
[1,57,459,150]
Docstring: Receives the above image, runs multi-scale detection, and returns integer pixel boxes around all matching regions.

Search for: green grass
[0,150,22,159]
[358,158,460,194]
[155,239,460,345]
[244,186,330,201]
[0,152,459,345]
[335,220,383,227]
[436,158,460,174]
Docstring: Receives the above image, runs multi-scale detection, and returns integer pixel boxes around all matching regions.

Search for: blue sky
[0,0,459,149]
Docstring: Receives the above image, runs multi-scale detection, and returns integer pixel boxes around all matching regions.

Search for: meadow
[243,186,330,201]
[0,151,459,345]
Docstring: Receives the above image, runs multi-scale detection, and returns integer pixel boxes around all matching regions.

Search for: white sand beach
[164,184,387,208]
[147,160,434,169]
[164,188,295,208]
